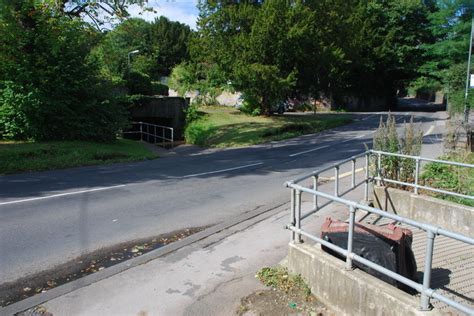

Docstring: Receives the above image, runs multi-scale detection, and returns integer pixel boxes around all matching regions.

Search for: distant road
[0,110,445,284]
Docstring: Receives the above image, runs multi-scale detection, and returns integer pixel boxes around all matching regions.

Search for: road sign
[471,74,474,88]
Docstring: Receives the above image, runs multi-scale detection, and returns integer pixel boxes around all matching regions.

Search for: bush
[239,94,261,116]
[372,114,422,185]
[0,82,41,140]
[0,2,128,142]
[151,82,169,96]
[124,71,153,95]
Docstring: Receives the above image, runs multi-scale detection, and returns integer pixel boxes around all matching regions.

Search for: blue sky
[128,0,200,29]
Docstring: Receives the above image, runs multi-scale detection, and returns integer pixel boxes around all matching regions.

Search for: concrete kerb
[1,200,289,316]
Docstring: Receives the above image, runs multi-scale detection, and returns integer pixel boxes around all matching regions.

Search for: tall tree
[95,17,192,80]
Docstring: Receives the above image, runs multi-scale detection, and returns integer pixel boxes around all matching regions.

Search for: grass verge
[0,139,157,175]
[421,151,474,207]
[185,106,352,148]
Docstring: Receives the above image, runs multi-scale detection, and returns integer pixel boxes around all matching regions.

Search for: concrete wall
[373,186,473,237]
[130,96,189,139]
[288,243,440,316]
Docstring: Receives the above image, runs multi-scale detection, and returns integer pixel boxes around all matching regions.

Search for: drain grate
[357,212,474,314]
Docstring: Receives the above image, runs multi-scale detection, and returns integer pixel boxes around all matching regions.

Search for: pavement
[0,107,449,315]
[10,167,362,316]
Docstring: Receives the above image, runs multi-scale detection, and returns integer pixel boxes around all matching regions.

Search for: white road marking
[289,145,330,157]
[181,162,264,178]
[423,125,435,137]
[0,184,127,206]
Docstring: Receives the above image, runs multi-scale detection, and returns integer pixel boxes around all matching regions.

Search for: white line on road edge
[181,162,264,178]
[423,125,435,137]
[289,145,330,157]
[0,185,127,206]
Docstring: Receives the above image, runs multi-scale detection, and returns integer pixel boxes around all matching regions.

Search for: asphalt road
[0,110,446,285]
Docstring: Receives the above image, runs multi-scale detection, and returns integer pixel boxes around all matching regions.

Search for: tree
[0,1,126,141]
[190,0,432,113]
[95,17,192,80]
[411,0,473,112]
[45,0,149,31]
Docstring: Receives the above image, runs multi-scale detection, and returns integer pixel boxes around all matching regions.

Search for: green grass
[421,151,474,207]
[185,106,352,148]
[0,139,157,175]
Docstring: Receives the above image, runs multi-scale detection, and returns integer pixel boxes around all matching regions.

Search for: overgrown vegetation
[0,140,156,175]
[421,151,474,207]
[185,106,351,147]
[256,267,311,298]
[372,114,423,185]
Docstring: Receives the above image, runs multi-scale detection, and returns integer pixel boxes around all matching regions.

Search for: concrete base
[287,243,441,316]
[373,186,473,237]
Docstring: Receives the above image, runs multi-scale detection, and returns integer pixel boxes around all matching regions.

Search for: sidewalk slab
[23,200,346,316]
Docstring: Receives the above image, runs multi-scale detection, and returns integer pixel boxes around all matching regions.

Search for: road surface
[0,111,445,285]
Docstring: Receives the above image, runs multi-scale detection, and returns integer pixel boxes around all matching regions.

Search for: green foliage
[256,267,311,297]
[151,82,169,96]
[185,102,202,124]
[0,82,41,139]
[125,71,153,95]
[95,16,192,80]
[0,1,127,141]
[410,0,472,112]
[0,139,156,175]
[421,151,474,207]
[190,0,431,112]
[372,114,423,185]
[239,95,262,116]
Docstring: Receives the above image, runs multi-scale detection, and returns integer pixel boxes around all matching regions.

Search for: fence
[123,121,174,148]
[285,149,474,315]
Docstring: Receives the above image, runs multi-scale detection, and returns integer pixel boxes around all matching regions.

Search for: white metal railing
[285,150,474,315]
[123,121,174,148]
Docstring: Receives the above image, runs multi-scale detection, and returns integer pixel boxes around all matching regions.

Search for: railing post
[295,189,302,243]
[147,124,149,142]
[346,205,356,270]
[312,175,318,211]
[377,153,382,186]
[351,159,356,188]
[334,166,339,197]
[420,230,435,311]
[139,122,143,141]
[364,153,369,201]
[162,127,165,148]
[171,128,174,148]
[290,188,296,242]
[414,158,420,194]
[154,125,157,144]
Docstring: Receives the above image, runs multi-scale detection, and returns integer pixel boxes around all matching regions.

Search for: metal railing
[371,150,474,200]
[285,149,474,315]
[123,121,174,148]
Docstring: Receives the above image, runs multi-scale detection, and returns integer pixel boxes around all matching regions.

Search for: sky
[128,0,200,30]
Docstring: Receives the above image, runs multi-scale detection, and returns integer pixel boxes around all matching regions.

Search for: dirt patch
[237,267,333,316]
[0,226,208,307]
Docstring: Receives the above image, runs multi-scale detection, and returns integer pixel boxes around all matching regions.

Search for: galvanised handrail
[285,150,474,315]
[370,149,474,200]
[123,121,174,148]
